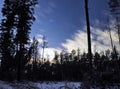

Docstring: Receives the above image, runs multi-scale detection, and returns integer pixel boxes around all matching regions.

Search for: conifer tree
[0,0,16,80]
[0,0,37,81]
[14,0,37,81]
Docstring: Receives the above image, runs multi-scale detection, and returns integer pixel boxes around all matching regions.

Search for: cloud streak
[36,1,56,19]
[33,34,62,61]
[61,26,120,54]
[39,47,61,61]
[32,20,120,61]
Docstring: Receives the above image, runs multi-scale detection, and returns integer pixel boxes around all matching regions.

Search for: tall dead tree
[109,0,120,45]
[42,36,48,63]
[84,0,92,72]
[107,16,114,51]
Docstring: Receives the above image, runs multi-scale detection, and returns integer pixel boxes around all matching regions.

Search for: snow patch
[0,81,13,89]
[34,81,81,89]
[0,81,81,89]
[0,80,120,89]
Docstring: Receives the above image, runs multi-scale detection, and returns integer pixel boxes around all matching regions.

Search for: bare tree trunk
[84,0,92,88]
[107,17,114,51]
[84,0,92,73]
[116,17,120,45]
[17,43,22,81]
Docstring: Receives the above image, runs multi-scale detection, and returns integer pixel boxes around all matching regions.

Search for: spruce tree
[0,0,37,81]
[14,0,37,81]
[0,0,16,80]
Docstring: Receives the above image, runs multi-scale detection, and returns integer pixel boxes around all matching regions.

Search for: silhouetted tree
[84,1,92,86]
[60,50,65,64]
[30,37,39,63]
[13,0,37,81]
[108,0,120,45]
[77,48,80,60]
[53,51,59,64]
[71,49,76,61]
[106,17,114,51]
[0,0,16,80]
[0,0,37,81]
[28,37,39,80]
[109,0,120,15]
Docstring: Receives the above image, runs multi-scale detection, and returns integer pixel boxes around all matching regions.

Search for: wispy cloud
[36,34,43,43]
[33,1,56,27]
[61,25,120,54]
[36,1,56,19]
[31,19,120,61]
[32,34,62,61]
[39,47,61,61]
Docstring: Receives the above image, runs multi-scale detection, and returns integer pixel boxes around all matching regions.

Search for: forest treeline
[0,44,120,83]
[27,47,120,83]
[0,0,120,85]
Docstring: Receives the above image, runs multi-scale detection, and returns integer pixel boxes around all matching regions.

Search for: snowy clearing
[0,81,81,89]
[0,81,120,89]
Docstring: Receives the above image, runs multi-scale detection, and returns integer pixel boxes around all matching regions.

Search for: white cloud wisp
[62,26,120,54]
[32,34,62,61]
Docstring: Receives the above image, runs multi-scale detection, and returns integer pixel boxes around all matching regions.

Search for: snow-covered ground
[0,81,120,89]
[0,81,81,89]
[0,81,13,89]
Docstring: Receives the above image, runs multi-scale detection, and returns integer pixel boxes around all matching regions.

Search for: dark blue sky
[0,0,110,48]
[31,0,109,48]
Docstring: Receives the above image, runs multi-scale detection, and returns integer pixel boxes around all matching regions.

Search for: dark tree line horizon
[0,0,119,86]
